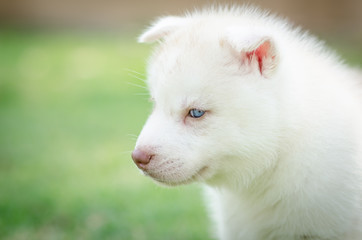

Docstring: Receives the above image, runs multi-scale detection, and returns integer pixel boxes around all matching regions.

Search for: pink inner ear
[245,41,271,74]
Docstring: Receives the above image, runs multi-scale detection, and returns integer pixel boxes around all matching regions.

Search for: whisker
[126,133,139,142]
[127,133,139,137]
[127,73,147,83]
[124,68,146,77]
[127,134,138,139]
[125,81,147,90]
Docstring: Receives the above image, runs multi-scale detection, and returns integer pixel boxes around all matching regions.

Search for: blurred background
[0,0,361,239]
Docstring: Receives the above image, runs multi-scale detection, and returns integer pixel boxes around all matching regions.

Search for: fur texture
[133,6,362,240]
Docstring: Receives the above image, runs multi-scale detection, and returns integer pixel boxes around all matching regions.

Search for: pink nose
[131,148,153,169]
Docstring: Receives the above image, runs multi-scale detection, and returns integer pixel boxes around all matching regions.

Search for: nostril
[131,149,153,168]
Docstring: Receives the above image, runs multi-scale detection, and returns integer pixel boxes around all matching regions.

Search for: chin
[145,165,212,186]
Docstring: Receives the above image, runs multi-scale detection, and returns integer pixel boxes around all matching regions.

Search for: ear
[223,27,278,78]
[138,16,189,43]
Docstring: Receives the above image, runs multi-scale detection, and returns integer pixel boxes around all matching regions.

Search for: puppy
[132,6,362,240]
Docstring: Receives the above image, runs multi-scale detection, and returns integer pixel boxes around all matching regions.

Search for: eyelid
[187,108,207,119]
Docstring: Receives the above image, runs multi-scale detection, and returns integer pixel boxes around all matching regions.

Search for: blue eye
[189,109,205,118]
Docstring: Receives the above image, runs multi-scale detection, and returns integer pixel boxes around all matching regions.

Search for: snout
[131,145,212,185]
[131,148,154,169]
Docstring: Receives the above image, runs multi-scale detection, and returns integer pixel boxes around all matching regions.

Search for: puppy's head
[132,12,281,187]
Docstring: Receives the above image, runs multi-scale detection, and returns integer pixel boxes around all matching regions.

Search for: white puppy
[132,6,362,240]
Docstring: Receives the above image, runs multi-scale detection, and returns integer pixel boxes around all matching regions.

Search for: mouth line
[151,165,209,185]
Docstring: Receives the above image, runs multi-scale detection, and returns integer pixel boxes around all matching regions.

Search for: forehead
[146,34,229,98]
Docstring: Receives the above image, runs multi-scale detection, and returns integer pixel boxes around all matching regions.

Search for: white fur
[134,6,362,240]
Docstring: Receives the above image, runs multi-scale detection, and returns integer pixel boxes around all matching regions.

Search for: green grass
[0,30,211,240]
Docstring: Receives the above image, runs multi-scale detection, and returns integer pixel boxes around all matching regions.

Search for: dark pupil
[191,109,204,118]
